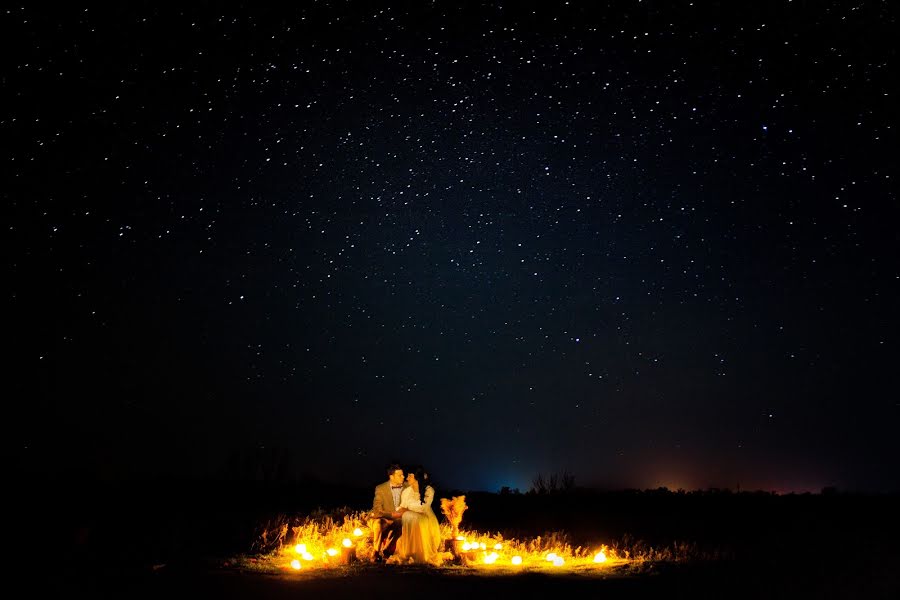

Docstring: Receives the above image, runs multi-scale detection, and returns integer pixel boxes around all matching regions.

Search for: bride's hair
[412,465,433,504]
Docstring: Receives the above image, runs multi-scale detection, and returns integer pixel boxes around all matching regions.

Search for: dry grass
[228,506,712,577]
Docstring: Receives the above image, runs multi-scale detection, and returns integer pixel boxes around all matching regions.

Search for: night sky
[8,2,898,494]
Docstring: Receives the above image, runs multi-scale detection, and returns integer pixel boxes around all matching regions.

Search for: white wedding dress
[393,485,443,565]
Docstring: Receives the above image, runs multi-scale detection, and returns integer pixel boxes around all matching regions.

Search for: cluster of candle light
[284,529,611,571]
[267,509,620,574]
[454,536,608,567]
[288,527,365,570]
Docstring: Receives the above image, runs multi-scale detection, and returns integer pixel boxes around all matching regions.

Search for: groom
[368,463,407,562]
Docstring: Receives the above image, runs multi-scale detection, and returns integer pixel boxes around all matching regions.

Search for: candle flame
[290,559,302,570]
[342,538,353,548]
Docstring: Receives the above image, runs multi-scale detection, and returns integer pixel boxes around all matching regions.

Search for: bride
[390,466,444,565]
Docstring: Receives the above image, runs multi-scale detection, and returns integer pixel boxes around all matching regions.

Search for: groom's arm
[371,486,393,519]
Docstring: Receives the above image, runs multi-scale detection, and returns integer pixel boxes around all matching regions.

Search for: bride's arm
[401,487,426,512]
[423,486,435,508]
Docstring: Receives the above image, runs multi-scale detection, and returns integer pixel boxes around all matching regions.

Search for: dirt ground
[22,484,900,599]
[50,556,899,600]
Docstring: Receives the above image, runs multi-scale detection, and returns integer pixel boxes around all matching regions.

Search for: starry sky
[8,2,898,493]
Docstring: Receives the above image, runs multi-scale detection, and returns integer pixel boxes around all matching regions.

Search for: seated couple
[368,463,443,565]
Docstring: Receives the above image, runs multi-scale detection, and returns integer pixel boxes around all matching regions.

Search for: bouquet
[440,495,468,539]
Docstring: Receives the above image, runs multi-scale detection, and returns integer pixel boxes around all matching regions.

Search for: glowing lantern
[290,559,302,570]
[353,528,364,537]
[456,536,465,541]
[546,553,558,562]
[511,555,523,565]
[462,542,473,551]
[326,548,338,557]
[294,543,307,554]
[552,556,564,566]
[479,542,486,550]
[493,543,503,550]
[484,552,499,564]
[301,552,314,561]
[342,538,353,548]
[593,551,607,563]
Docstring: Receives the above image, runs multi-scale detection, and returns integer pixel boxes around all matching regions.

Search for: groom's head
[387,463,404,486]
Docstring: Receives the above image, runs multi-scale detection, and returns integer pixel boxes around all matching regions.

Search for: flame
[257,508,624,574]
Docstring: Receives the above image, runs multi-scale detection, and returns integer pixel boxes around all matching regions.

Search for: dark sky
[7,2,898,493]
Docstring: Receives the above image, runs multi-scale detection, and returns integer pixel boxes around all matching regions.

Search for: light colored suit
[371,480,402,519]
[369,480,406,555]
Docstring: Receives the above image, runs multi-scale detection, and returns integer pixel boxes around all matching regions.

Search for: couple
[368,463,443,565]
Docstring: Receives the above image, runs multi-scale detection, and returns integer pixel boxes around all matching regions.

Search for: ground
[49,553,899,599]
[20,483,900,599]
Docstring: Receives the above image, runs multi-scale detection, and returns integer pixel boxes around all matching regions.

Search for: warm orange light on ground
[254,508,628,575]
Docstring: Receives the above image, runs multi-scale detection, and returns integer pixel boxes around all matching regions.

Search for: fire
[249,508,625,574]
